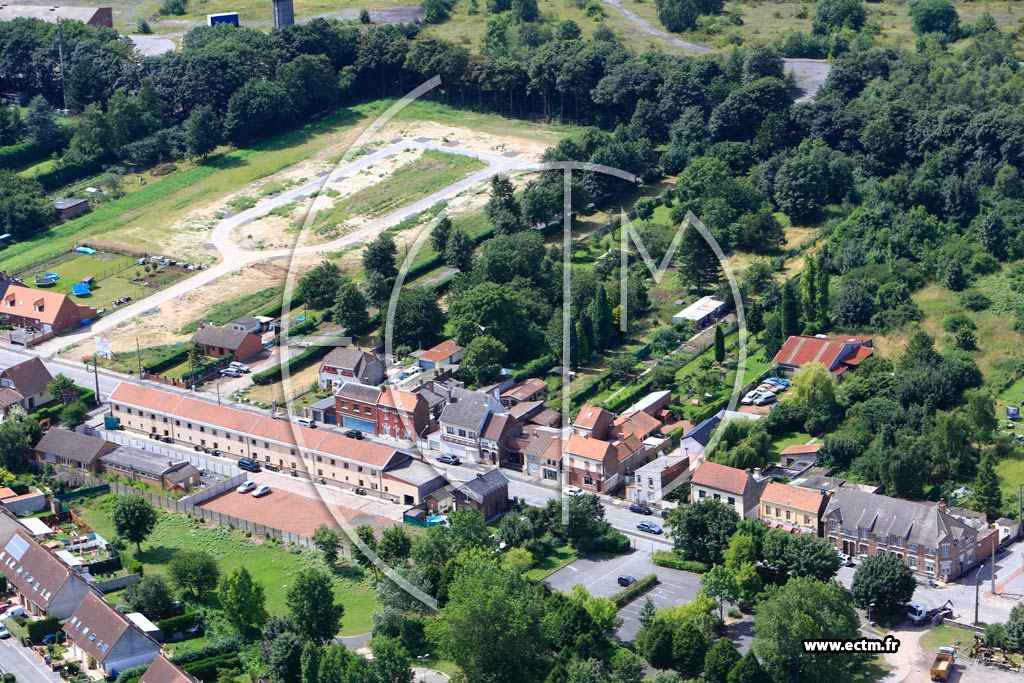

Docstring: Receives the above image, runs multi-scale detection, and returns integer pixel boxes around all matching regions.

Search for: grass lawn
[994,457,1024,514]
[524,544,577,582]
[75,494,379,636]
[919,625,973,653]
[768,430,814,459]
[312,150,486,236]
[850,653,891,683]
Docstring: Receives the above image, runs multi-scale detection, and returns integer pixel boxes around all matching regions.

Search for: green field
[313,149,486,236]
[13,251,182,306]
[523,544,578,582]
[76,494,379,636]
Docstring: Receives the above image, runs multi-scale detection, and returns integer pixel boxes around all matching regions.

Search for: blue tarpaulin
[75,246,96,255]
[1008,406,1020,420]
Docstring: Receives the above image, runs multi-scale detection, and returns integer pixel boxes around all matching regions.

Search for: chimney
[938,501,947,512]
[753,467,762,480]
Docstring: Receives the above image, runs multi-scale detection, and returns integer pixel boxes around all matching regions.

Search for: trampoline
[44,272,59,281]
[72,282,91,296]
[35,277,55,287]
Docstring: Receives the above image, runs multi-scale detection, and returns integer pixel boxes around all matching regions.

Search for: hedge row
[612,573,659,608]
[181,353,232,382]
[34,157,105,191]
[144,348,190,374]
[0,140,45,170]
[26,616,60,641]
[182,653,241,682]
[603,376,654,414]
[512,354,556,383]
[252,344,330,386]
[29,388,96,422]
[156,612,198,634]
[652,550,708,574]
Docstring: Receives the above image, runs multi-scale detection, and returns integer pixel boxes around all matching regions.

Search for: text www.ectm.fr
[802,637,901,654]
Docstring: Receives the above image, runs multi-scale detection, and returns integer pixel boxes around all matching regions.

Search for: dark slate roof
[440,388,497,430]
[335,381,382,403]
[1,357,53,398]
[191,325,250,351]
[823,488,976,548]
[53,198,88,211]
[231,316,260,327]
[321,348,373,372]
[98,446,188,478]
[34,429,113,466]
[457,468,508,503]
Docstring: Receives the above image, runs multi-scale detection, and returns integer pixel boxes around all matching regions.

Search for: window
[698,490,706,499]
[583,476,594,486]
[908,557,917,568]
[713,493,721,500]
[446,426,454,435]
[468,431,476,439]
[908,543,918,553]
[727,497,735,505]
[785,510,791,521]
[829,520,837,531]
[924,547,935,557]
[925,563,934,573]
[803,515,810,525]
[941,544,951,557]
[458,429,466,437]
[775,507,781,517]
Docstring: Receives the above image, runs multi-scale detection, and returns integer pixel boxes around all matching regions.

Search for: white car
[0,625,10,639]
[563,486,585,497]
[237,481,257,494]
[230,362,251,373]
[252,485,272,498]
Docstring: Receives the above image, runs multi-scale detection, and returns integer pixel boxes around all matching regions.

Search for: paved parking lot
[544,550,702,642]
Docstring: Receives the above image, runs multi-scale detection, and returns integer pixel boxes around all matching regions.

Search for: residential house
[376,387,430,441]
[334,382,383,434]
[758,482,829,535]
[65,592,161,676]
[228,316,261,334]
[563,434,618,493]
[996,518,1020,546]
[0,356,54,413]
[0,488,47,515]
[773,335,874,379]
[108,382,447,505]
[318,348,385,389]
[672,296,726,328]
[620,390,673,419]
[479,413,517,466]
[0,523,92,619]
[417,339,464,370]
[0,4,113,26]
[572,405,614,439]
[499,378,548,408]
[53,198,90,221]
[139,656,201,683]
[517,428,562,482]
[34,429,117,470]
[191,324,263,361]
[680,410,761,459]
[613,410,663,443]
[690,461,767,519]
[435,388,506,463]
[0,278,98,335]
[626,453,690,506]
[97,447,202,492]
[822,488,999,582]
[779,443,821,468]
[452,469,511,521]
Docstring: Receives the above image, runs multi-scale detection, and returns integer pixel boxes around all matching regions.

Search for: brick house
[452,469,511,521]
[98,446,202,492]
[572,405,614,439]
[34,429,117,470]
[690,462,768,519]
[318,348,384,389]
[0,356,54,413]
[499,378,548,408]
[822,488,999,582]
[417,339,464,370]
[0,279,98,335]
[191,324,263,361]
[139,656,201,683]
[376,387,430,441]
[334,382,382,435]
[0,517,92,619]
[564,434,618,493]
[773,335,874,379]
[65,592,161,676]
[758,481,829,535]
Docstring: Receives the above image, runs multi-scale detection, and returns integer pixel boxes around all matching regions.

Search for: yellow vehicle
[930,647,956,681]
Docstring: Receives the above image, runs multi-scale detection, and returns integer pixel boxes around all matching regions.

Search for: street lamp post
[975,562,984,625]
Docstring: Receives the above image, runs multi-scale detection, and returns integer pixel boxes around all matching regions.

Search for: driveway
[544,550,702,642]
[0,637,61,683]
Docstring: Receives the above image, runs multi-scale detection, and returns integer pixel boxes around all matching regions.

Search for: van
[295,417,316,428]
[237,457,261,472]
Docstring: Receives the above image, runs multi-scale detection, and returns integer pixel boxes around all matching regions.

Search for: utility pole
[56,17,68,113]
[992,539,997,595]
[975,562,984,625]
[1018,483,1022,538]
[93,354,102,409]
[136,337,143,377]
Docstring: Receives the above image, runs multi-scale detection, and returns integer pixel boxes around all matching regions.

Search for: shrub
[613,573,658,607]
[26,616,60,642]
[251,345,331,385]
[652,550,708,573]
[960,290,991,311]
[129,560,144,576]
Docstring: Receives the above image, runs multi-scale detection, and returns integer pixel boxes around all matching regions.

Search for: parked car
[436,454,460,465]
[252,485,272,498]
[637,521,663,534]
[219,368,241,378]
[563,486,585,497]
[838,553,854,567]
[295,417,317,428]
[237,457,261,473]
[753,392,777,407]
[0,625,10,639]
[660,509,670,519]
[345,429,365,440]
[236,481,257,494]
[617,575,638,587]
[741,390,759,405]
[629,502,653,515]
[229,361,251,373]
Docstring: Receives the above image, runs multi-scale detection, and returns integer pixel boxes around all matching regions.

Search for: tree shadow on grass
[335,564,366,582]
[138,545,177,566]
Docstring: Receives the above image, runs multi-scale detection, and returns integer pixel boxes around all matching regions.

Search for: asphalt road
[0,635,61,683]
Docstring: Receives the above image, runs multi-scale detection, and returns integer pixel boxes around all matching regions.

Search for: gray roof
[309,396,336,410]
[0,5,106,23]
[457,469,508,503]
[321,348,373,372]
[440,388,498,430]
[1,357,53,398]
[99,446,189,478]
[385,459,446,488]
[231,316,259,326]
[823,488,975,548]
[192,325,251,351]
[335,381,382,403]
[35,429,112,465]
[53,198,88,211]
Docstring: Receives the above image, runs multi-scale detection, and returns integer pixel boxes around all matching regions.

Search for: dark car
[617,575,638,587]
[344,430,364,440]
[660,509,669,519]
[629,502,653,515]
[436,454,461,466]
[636,521,663,534]
[237,457,261,473]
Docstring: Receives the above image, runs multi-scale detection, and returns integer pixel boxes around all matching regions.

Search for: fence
[96,430,238,477]
[94,574,141,593]
[180,474,247,506]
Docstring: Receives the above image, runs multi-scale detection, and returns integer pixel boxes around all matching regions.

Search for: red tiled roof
[574,405,612,431]
[566,434,614,462]
[691,462,752,496]
[772,336,872,370]
[377,387,422,412]
[0,284,97,327]
[780,443,822,456]
[109,383,399,469]
[140,656,200,683]
[501,378,548,401]
[420,339,463,363]
[614,411,661,441]
[760,482,826,514]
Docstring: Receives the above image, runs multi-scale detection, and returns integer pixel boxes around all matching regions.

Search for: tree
[378,526,412,565]
[363,234,398,281]
[569,584,622,633]
[812,0,866,34]
[299,261,342,310]
[112,495,158,552]
[184,105,221,160]
[59,400,88,428]
[448,508,491,552]
[169,549,220,598]
[125,575,173,620]
[850,553,916,616]
[312,525,342,567]
[974,455,1003,521]
[331,278,369,332]
[461,335,507,386]
[225,79,294,145]
[742,44,784,84]
[484,174,524,235]
[24,96,62,149]
[779,279,800,337]
[791,362,837,413]
[426,558,548,683]
[574,319,590,366]
[727,650,767,683]
[714,324,725,363]
[276,54,342,115]
[444,226,474,272]
[700,565,739,620]
[47,374,78,404]
[266,631,304,683]
[388,288,445,350]
[704,638,741,683]
[753,577,861,683]
[219,566,268,637]
[677,228,721,292]
[501,547,534,574]
[431,215,452,253]
[286,567,345,644]
[352,525,379,576]
[638,597,657,629]
[300,640,320,683]
[666,499,740,565]
[657,0,700,32]
[1006,603,1024,653]
[965,389,997,443]
[910,0,959,37]
[635,198,656,220]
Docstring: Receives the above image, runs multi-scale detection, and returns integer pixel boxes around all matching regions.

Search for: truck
[909,600,953,625]
[930,646,956,681]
